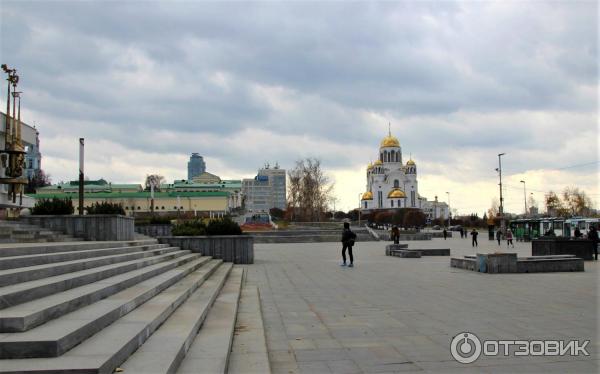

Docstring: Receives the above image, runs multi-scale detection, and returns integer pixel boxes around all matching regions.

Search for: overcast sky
[1,1,597,214]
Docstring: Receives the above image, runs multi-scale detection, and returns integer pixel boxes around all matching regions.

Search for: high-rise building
[187,153,206,181]
[242,163,286,212]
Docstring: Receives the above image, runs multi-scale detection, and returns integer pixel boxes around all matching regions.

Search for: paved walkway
[243,235,599,373]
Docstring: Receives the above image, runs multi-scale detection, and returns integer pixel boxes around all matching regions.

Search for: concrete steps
[0,245,180,287]
[0,255,209,332]
[0,221,81,243]
[176,267,243,374]
[0,261,231,373]
[0,248,188,308]
[120,265,241,373]
[228,285,271,374]
[0,256,217,358]
[0,238,267,374]
[0,243,169,270]
[0,239,158,257]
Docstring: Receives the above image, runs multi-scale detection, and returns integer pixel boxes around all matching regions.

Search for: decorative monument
[0,64,27,205]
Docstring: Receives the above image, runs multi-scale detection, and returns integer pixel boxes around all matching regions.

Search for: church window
[394,179,399,188]
[398,199,401,207]
[378,191,383,208]
[411,191,415,207]
[364,201,368,209]
[391,200,394,207]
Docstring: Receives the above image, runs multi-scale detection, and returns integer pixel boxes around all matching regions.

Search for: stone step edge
[175,267,244,374]
[0,255,214,359]
[228,285,272,374]
[120,265,240,373]
[0,240,158,258]
[0,249,188,309]
[0,254,207,332]
[0,246,182,287]
[0,243,170,271]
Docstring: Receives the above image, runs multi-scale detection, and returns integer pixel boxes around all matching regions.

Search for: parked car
[432,225,441,230]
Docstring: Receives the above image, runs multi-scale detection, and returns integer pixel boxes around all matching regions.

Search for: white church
[360,127,449,221]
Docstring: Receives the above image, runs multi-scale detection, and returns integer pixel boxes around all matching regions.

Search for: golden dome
[406,159,415,166]
[374,159,383,165]
[367,162,374,170]
[387,188,406,198]
[361,191,373,200]
[380,135,400,148]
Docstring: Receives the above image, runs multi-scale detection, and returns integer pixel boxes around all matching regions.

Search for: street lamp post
[496,153,506,230]
[446,191,450,228]
[520,180,527,216]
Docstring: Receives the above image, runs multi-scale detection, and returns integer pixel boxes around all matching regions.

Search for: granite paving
[241,233,599,374]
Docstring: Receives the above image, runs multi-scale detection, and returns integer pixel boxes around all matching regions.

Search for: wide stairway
[0,220,80,243]
[0,239,270,373]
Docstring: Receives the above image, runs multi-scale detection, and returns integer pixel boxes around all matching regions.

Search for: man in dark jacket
[341,222,356,267]
[588,226,598,260]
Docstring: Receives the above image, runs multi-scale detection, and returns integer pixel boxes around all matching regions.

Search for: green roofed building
[31,178,240,216]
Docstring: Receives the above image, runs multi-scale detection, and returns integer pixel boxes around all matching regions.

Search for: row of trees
[545,187,594,217]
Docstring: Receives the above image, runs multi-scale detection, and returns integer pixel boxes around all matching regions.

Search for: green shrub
[86,202,125,215]
[206,217,242,236]
[171,217,242,236]
[32,197,74,215]
[172,220,206,236]
[149,216,174,225]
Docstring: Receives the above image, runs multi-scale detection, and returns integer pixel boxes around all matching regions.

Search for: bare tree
[562,187,593,216]
[286,158,334,222]
[144,174,166,192]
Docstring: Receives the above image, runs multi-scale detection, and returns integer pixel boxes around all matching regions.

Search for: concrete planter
[21,215,134,241]
[158,235,253,264]
[532,238,595,260]
[135,224,172,237]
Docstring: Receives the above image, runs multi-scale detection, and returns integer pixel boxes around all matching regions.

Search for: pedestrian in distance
[506,229,514,248]
[470,228,478,247]
[341,222,357,267]
[587,226,599,261]
[458,227,463,238]
[391,225,400,244]
[574,227,582,238]
[443,228,448,240]
[496,229,502,246]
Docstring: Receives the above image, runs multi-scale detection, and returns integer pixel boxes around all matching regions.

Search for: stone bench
[408,248,450,256]
[451,253,584,273]
[390,250,421,258]
[385,244,408,255]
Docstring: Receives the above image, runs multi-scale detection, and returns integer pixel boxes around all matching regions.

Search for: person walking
[574,227,582,238]
[470,228,478,247]
[341,222,357,267]
[506,229,514,248]
[391,225,400,244]
[443,228,448,240]
[496,229,502,246]
[459,227,464,238]
[587,226,599,261]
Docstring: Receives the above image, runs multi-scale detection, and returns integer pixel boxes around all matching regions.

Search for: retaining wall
[135,224,172,237]
[532,238,595,260]
[22,215,134,241]
[158,235,253,264]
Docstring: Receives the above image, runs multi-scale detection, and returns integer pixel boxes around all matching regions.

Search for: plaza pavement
[241,233,599,374]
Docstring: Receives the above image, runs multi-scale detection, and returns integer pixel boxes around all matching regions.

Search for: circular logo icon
[450,332,482,364]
